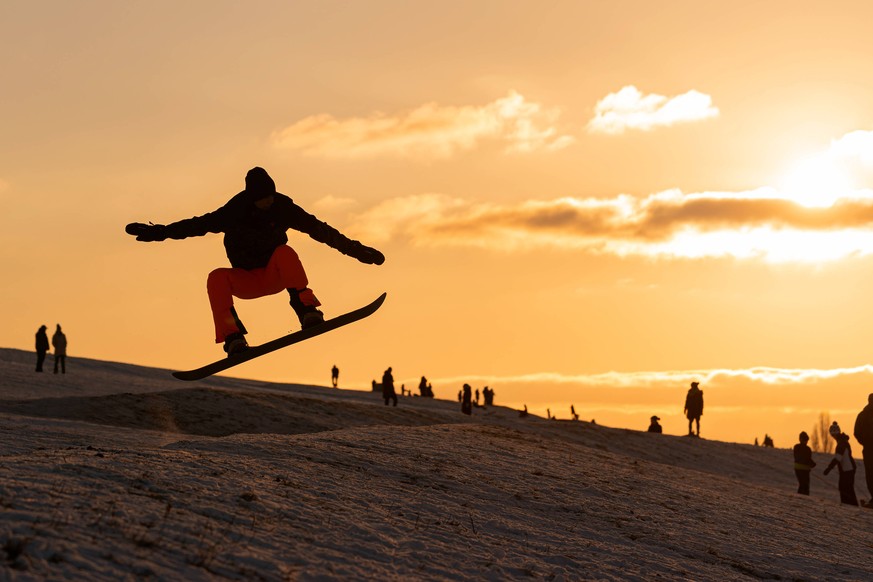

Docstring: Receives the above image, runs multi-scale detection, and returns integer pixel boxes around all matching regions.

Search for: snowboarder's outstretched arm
[278,197,384,265]
[125,207,228,242]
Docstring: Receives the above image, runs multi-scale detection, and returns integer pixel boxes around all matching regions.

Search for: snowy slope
[0,348,870,581]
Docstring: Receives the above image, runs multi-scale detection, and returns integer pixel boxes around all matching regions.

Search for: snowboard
[172,292,386,381]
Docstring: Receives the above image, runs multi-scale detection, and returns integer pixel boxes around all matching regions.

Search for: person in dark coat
[647,416,663,433]
[853,393,873,506]
[461,384,472,416]
[382,367,397,407]
[52,324,67,374]
[793,431,816,495]
[331,365,339,388]
[35,325,49,372]
[126,167,384,356]
[684,381,704,437]
[823,432,859,506]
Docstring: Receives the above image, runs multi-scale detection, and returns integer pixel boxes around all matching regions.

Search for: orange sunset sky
[4,1,873,446]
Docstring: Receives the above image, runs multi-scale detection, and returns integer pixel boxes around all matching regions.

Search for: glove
[125,222,168,242]
[347,241,385,265]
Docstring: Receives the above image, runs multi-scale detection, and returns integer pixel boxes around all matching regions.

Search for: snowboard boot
[288,288,324,330]
[223,332,249,357]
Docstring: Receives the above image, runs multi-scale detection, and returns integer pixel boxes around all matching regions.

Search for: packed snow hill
[0,348,870,581]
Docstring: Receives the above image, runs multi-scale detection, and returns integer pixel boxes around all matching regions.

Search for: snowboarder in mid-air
[125,167,384,357]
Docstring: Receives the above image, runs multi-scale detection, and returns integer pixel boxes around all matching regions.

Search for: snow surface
[0,348,871,581]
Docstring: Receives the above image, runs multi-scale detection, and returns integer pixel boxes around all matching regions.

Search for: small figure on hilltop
[823,430,859,506]
[853,393,873,508]
[483,386,494,406]
[793,431,816,495]
[762,434,774,448]
[419,376,434,398]
[382,367,397,407]
[571,405,579,421]
[35,325,49,373]
[648,415,663,434]
[684,381,704,437]
[461,384,472,416]
[519,404,528,418]
[52,324,67,374]
[125,167,384,357]
[331,365,339,388]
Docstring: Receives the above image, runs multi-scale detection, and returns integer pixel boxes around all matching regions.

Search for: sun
[779,153,853,208]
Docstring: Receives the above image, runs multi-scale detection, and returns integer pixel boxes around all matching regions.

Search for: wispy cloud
[427,364,873,390]
[587,86,719,135]
[272,91,574,159]
[344,188,873,261]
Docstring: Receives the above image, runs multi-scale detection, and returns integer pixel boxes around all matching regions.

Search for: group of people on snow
[793,395,873,508]
[35,324,67,374]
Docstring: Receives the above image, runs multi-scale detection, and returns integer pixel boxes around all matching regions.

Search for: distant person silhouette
[382,367,397,407]
[519,404,528,418]
[570,405,579,421]
[763,434,774,448]
[823,431,859,506]
[331,365,339,388]
[853,393,873,507]
[475,388,480,406]
[483,386,493,406]
[125,167,384,357]
[419,376,428,397]
[648,416,662,433]
[461,384,472,416]
[35,325,49,372]
[52,324,67,374]
[684,381,704,437]
[793,431,816,495]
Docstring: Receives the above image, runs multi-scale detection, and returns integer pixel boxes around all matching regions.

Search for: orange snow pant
[207,245,320,343]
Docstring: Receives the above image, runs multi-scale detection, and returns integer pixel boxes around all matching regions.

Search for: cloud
[428,364,873,390]
[311,195,358,214]
[830,129,873,165]
[587,86,719,135]
[344,188,873,261]
[272,91,574,159]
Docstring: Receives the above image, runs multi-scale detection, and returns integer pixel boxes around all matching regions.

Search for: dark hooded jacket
[161,190,368,270]
[35,326,49,352]
[855,403,873,449]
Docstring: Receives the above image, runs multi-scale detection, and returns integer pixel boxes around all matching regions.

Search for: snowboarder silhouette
[126,167,384,356]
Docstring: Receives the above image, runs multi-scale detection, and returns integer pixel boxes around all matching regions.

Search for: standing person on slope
[854,393,873,507]
[684,381,704,437]
[125,167,384,356]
